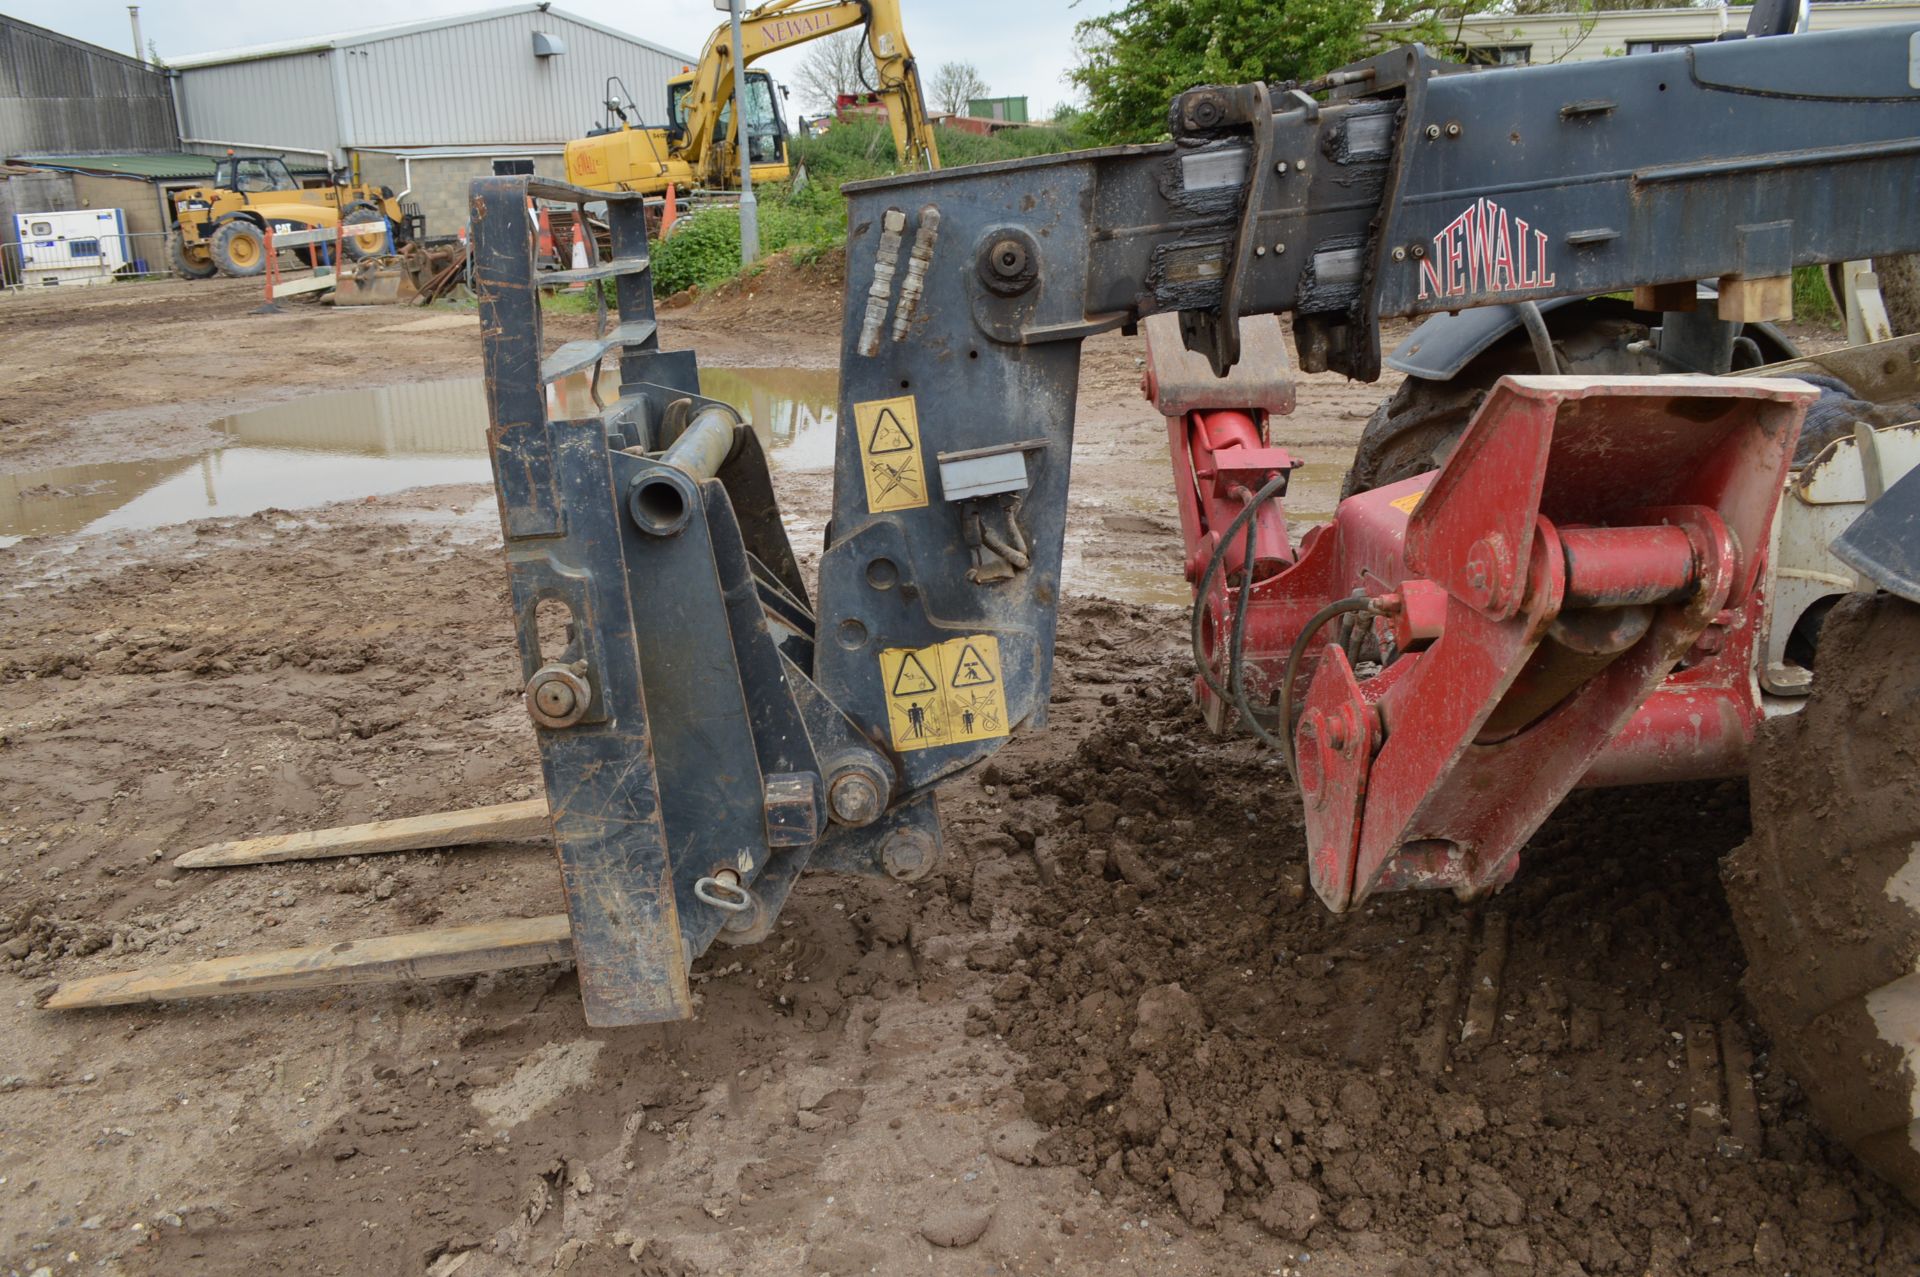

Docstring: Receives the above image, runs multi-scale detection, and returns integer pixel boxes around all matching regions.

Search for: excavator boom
[565,0,938,195]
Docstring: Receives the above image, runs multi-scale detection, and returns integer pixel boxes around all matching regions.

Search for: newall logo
[1417,198,1556,301]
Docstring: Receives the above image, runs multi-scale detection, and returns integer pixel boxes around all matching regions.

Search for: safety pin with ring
[694,874,754,913]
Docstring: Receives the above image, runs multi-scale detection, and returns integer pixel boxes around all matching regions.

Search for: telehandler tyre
[210,220,268,278]
[1344,301,1791,499]
[1878,254,1920,336]
[342,203,392,261]
[1725,591,1920,1205]
[166,231,217,280]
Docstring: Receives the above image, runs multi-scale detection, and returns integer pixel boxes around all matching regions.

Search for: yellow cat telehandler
[167,155,409,280]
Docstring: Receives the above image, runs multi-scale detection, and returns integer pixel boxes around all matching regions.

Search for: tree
[1071,0,1476,143]
[932,62,990,116]
[793,31,874,114]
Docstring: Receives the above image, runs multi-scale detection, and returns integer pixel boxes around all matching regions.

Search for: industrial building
[1369,0,1920,65]
[0,15,184,271]
[170,5,695,236]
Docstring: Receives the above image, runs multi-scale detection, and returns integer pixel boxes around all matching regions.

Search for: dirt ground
[1,266,1914,1277]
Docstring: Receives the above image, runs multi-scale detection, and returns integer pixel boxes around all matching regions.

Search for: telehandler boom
[467,17,1920,1197]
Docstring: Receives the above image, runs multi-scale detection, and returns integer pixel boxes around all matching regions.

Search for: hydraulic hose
[1188,472,1291,710]
[1276,595,1377,782]
[1515,300,1563,375]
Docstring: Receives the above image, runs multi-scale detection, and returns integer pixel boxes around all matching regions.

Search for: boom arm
[478,25,1920,1023]
[683,0,940,182]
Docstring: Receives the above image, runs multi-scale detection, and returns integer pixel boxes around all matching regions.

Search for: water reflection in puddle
[0,368,839,548]
[2,368,1222,606]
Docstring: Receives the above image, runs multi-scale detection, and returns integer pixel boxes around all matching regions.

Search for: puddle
[0,367,839,548]
[2,365,1266,610]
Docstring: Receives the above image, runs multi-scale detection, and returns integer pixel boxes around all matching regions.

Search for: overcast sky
[12,1,1117,120]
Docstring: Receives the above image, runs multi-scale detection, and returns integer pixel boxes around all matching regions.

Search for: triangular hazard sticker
[890,652,938,696]
[867,408,913,454]
[949,643,996,688]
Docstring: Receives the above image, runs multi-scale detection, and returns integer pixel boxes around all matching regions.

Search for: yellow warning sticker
[1388,489,1426,515]
[879,634,1011,753]
[854,395,928,513]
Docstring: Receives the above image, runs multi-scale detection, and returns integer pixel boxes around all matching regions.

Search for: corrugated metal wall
[174,53,340,154]
[339,11,684,147]
[0,17,178,155]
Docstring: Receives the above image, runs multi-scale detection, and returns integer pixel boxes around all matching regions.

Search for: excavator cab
[667,69,790,170]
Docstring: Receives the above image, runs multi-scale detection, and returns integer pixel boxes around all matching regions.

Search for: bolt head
[829,771,883,827]
[1392,246,1407,262]
[534,681,576,718]
[1425,124,1441,140]
[881,829,936,881]
[525,665,592,729]
[989,239,1028,278]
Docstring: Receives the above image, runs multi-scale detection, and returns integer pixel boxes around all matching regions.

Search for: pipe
[626,406,738,538]
[178,137,337,165]
[128,5,144,63]
[660,405,738,481]
[1515,300,1563,374]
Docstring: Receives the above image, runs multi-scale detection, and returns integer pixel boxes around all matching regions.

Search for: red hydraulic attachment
[1144,314,1814,912]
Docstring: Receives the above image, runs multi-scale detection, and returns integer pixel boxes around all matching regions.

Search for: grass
[1792,264,1840,329]
[643,117,1093,298]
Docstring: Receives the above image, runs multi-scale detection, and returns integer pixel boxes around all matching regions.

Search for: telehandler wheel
[166,231,217,280]
[1342,302,1791,499]
[342,203,391,261]
[209,220,268,277]
[1878,254,1920,336]
[1725,591,1920,1205]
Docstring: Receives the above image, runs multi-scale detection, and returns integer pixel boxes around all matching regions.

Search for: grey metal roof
[11,152,330,179]
[171,4,694,68]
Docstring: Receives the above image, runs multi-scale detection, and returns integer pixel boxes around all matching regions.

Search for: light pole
[723,0,760,266]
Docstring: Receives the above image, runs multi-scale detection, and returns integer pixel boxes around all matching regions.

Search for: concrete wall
[71,174,172,240]
[0,16,178,156]
[354,151,567,239]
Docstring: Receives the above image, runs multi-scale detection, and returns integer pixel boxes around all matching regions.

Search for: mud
[0,261,1909,1275]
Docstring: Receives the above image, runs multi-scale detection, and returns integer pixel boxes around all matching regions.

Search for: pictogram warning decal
[1388,489,1426,515]
[890,651,938,696]
[854,395,927,513]
[879,634,1011,752]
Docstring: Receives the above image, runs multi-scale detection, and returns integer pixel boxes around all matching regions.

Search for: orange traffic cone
[660,184,678,239]
[568,211,591,290]
[530,201,557,264]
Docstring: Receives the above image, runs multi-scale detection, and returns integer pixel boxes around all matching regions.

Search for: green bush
[646,118,1099,297]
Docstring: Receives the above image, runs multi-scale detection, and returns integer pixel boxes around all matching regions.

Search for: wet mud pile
[968,641,1920,1274]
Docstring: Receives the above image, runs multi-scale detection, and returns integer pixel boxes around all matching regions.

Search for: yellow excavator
[564,0,939,196]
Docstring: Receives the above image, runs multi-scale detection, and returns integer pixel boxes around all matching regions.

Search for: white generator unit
[13,208,130,287]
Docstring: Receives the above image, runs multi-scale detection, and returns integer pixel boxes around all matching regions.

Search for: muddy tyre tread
[166,231,217,281]
[209,220,267,278]
[1726,591,1920,1203]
